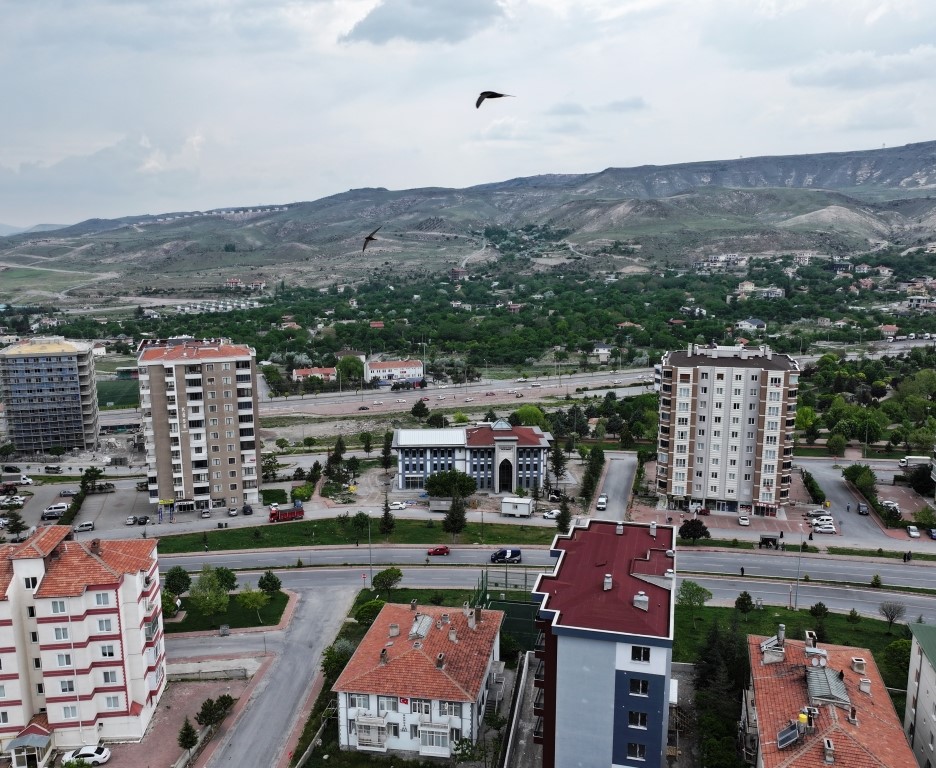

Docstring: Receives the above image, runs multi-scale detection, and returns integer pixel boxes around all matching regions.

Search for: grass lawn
[165,590,288,633]
[97,380,140,408]
[155,517,557,554]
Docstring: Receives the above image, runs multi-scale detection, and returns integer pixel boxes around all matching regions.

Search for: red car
[421,396,430,401]
[427,545,450,556]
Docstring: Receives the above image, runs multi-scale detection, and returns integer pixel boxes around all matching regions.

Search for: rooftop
[910,622,936,665]
[748,634,914,768]
[332,603,503,703]
[0,336,94,356]
[394,428,467,448]
[137,336,254,363]
[665,343,797,372]
[533,519,675,639]
[368,359,422,369]
[465,423,552,449]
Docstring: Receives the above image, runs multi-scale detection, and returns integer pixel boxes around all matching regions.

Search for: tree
[347,455,360,479]
[879,638,912,688]
[827,433,847,456]
[214,566,238,592]
[178,717,198,754]
[321,638,356,681]
[879,600,906,633]
[411,399,430,420]
[3,509,28,540]
[188,565,229,622]
[678,518,710,545]
[676,580,712,618]
[351,510,371,545]
[275,437,289,450]
[372,567,403,593]
[809,602,830,620]
[549,441,568,489]
[261,452,282,481]
[194,695,234,728]
[257,570,281,596]
[556,497,572,535]
[162,590,179,619]
[513,404,548,429]
[80,466,104,492]
[427,413,449,428]
[443,493,468,541]
[379,494,396,539]
[381,431,393,475]
[337,355,364,388]
[164,565,192,596]
[425,469,476,498]
[735,591,754,619]
[0,443,14,458]
[355,599,386,627]
[361,431,373,456]
[236,583,270,623]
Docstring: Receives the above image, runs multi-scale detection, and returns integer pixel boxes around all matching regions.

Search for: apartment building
[332,602,503,759]
[532,520,676,768]
[0,528,165,760]
[905,623,936,766]
[138,337,260,513]
[0,337,99,454]
[392,419,552,493]
[655,344,799,515]
[363,359,424,384]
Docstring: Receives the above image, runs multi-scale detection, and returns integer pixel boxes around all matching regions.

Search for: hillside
[1,141,936,302]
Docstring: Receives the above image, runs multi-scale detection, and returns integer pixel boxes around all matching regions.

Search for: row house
[292,367,337,383]
[363,359,424,384]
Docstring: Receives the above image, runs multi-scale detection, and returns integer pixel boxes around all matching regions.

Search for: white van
[41,503,69,520]
[810,516,834,527]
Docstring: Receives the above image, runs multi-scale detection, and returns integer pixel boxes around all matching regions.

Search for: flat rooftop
[534,520,674,640]
[664,344,797,372]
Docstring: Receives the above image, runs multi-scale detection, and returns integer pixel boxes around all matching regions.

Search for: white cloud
[341,0,506,44]
[791,45,936,89]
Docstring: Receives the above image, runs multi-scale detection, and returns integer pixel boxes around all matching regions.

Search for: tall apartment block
[0,527,165,760]
[655,344,799,515]
[532,520,676,768]
[138,337,260,513]
[0,337,99,454]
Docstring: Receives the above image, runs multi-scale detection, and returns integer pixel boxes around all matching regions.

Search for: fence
[167,668,248,683]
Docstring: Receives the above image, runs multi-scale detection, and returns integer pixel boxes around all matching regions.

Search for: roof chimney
[805,629,817,648]
[410,599,418,611]
[778,624,785,646]
[449,628,458,643]
[436,653,445,669]
[846,706,857,725]
[603,574,613,591]
[468,609,477,630]
[389,623,400,637]
[615,523,624,535]
[633,591,649,611]
[823,738,834,764]
[851,657,866,674]
[441,613,450,624]
[859,678,871,694]
[649,521,657,539]
[380,648,388,664]
[90,538,101,555]
[463,601,470,616]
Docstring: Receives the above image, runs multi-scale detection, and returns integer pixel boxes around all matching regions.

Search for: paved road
[599,452,638,519]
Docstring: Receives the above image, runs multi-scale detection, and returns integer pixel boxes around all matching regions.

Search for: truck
[899,455,931,468]
[1,473,32,486]
[269,501,304,523]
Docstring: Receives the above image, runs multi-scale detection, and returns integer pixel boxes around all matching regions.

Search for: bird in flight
[362,226,381,252]
[476,91,514,109]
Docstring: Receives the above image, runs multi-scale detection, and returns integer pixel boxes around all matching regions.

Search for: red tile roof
[534,520,674,639]
[465,424,551,449]
[333,603,503,703]
[10,526,72,560]
[138,340,252,363]
[747,635,915,768]
[0,545,14,600]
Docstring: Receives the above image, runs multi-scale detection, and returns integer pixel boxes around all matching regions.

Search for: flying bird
[476,91,514,109]
[362,226,381,252]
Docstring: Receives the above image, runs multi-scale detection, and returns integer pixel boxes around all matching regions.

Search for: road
[599,452,638,519]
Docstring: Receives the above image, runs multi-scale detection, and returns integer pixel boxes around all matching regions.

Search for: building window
[33,658,41,670]
[0,685,5,698]
[24,577,37,589]
[57,653,72,668]
[439,701,462,717]
[630,678,649,696]
[103,671,118,684]
[0,712,7,724]
[632,646,651,663]
[54,627,69,641]
[629,711,648,729]
[411,698,431,715]
[98,619,112,633]
[627,743,647,760]
[377,696,398,712]
[101,645,115,658]
[30,631,38,643]
[63,705,78,720]
[349,693,369,709]
[106,696,120,710]
[27,606,36,618]
[36,684,44,695]
[95,593,110,606]
[60,680,75,693]
[420,729,449,749]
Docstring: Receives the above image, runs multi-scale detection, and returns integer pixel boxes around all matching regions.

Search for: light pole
[793,523,804,610]
[367,514,374,588]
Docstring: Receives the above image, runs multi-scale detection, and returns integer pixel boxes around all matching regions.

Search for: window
[63,705,78,720]
[0,685,4,698]
[27,606,36,618]
[30,631,38,643]
[388,722,400,738]
[0,712,7,724]
[106,696,120,710]
[98,619,112,633]
[33,658,41,670]
[629,711,648,729]
[377,696,399,713]
[628,743,647,760]
[103,671,118,684]
[420,729,449,748]
[411,698,431,715]
[60,680,75,693]
[439,701,462,717]
[54,627,69,641]
[36,683,44,695]
[24,577,37,589]
[101,645,115,658]
[95,593,110,606]
[632,646,651,662]
[57,653,72,668]
[349,693,369,709]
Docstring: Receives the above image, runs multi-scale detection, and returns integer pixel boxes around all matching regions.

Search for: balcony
[533,716,544,744]
[533,659,545,688]
[533,687,544,715]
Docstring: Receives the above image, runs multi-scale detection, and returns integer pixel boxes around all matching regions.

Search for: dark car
[427,545,450,556]
[242,504,254,516]
[137,515,151,526]
[929,529,936,540]
[2,465,20,474]
[857,503,870,515]
[358,405,370,411]
[44,465,63,474]
[490,548,522,564]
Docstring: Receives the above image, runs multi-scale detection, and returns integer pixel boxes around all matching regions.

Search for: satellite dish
[819,657,827,667]
[810,657,820,667]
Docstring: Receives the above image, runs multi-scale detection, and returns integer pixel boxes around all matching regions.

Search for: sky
[2,0,936,228]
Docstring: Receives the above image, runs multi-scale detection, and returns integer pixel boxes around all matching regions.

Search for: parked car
[2,465,20,474]
[59,488,78,497]
[809,516,834,527]
[137,515,151,526]
[813,524,837,535]
[125,516,138,526]
[427,545,450,556]
[882,500,902,515]
[44,465,63,474]
[486,391,496,396]
[857,503,870,515]
[373,400,384,405]
[805,508,829,518]
[41,503,68,520]
[395,398,407,403]
[242,504,254,515]
[929,529,936,540]
[61,746,111,766]
[696,507,711,516]
[515,393,524,398]
[596,494,608,511]
[200,510,212,518]
[421,396,430,401]
[74,521,95,533]
[737,515,750,526]
[3,495,26,506]
[907,525,921,538]
[543,509,561,519]
[228,507,239,516]
[465,397,475,402]
[388,501,408,510]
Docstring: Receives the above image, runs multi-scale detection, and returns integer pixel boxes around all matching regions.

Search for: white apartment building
[905,623,936,766]
[138,337,260,514]
[0,528,165,761]
[655,344,799,516]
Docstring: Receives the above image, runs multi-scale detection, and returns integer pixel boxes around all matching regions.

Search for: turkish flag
[399,697,409,705]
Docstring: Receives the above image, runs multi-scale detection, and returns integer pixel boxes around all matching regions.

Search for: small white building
[364,359,424,384]
[500,497,534,518]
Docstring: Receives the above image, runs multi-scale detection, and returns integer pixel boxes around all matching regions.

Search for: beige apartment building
[0,337,99,455]
[137,337,260,514]
[655,344,799,516]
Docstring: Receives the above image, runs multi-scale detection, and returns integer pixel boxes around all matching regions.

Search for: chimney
[859,678,871,694]
[436,620,443,630]
[380,648,388,664]
[389,623,400,637]
[633,591,649,611]
[615,522,624,535]
[463,601,470,617]
[410,599,418,611]
[823,738,834,764]
[441,613,450,624]
[90,539,101,555]
[846,706,857,725]
[436,652,445,669]
[851,657,866,674]
[468,609,477,630]
[805,629,817,648]
[603,574,613,591]
[649,521,657,539]
[448,628,458,643]
[777,624,786,646]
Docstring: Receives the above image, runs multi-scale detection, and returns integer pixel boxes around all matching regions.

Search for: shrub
[354,600,386,628]
[871,574,883,588]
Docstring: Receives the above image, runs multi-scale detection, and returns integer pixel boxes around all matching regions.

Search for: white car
[388,501,408,510]
[813,524,837,535]
[907,525,921,538]
[737,515,750,526]
[465,397,475,402]
[395,399,407,403]
[543,509,561,519]
[373,400,384,405]
[62,746,111,765]
[437,395,446,400]
[882,500,901,514]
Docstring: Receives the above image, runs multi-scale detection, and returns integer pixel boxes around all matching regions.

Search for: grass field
[0,266,96,300]
[155,516,557,554]
[165,589,288,633]
[97,380,140,408]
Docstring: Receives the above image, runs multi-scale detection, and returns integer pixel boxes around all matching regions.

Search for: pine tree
[381,431,393,474]
[178,717,198,753]
[443,493,467,542]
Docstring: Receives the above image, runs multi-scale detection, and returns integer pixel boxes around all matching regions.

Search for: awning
[357,715,387,727]
[7,734,51,750]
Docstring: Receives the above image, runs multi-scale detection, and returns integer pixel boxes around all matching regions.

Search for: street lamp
[793,523,805,610]
[368,514,374,588]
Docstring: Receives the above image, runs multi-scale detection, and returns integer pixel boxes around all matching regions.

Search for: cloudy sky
[2,0,935,227]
